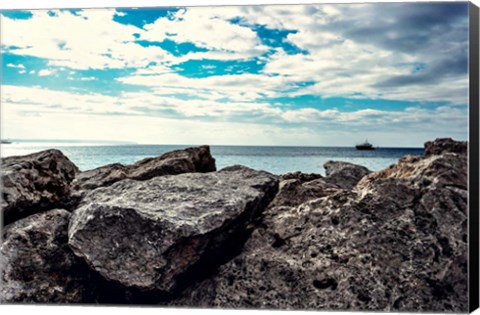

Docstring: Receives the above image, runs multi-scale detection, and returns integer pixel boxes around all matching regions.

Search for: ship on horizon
[355,140,375,150]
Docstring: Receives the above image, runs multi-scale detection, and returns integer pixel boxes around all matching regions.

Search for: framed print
[1,1,479,313]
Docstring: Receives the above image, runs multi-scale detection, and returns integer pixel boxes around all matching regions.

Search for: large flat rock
[1,150,79,224]
[68,146,216,207]
[1,209,89,303]
[68,165,278,293]
[172,141,468,312]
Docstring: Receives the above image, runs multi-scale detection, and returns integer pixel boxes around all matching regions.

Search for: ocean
[0,143,424,175]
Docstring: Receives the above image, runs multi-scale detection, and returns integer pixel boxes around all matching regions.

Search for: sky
[0,3,471,147]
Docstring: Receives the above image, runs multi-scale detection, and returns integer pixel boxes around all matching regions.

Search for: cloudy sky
[0,3,470,146]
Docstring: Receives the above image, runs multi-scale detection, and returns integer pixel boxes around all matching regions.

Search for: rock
[281,172,323,183]
[358,152,467,191]
[68,146,216,207]
[68,165,278,294]
[173,144,467,312]
[0,209,90,303]
[72,163,128,191]
[269,177,340,208]
[128,145,216,179]
[1,150,79,225]
[424,138,467,156]
[323,160,371,189]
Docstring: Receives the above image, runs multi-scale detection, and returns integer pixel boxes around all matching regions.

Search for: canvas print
[0,2,478,313]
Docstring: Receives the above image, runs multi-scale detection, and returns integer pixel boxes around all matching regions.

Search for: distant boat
[355,140,375,150]
[1,140,12,144]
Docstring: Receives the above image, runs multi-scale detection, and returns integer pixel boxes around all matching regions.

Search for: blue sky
[0,3,470,146]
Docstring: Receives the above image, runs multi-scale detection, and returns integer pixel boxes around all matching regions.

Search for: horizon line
[0,138,428,149]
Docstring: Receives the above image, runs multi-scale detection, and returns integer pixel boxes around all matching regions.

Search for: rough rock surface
[424,138,467,156]
[270,176,340,208]
[68,165,278,294]
[0,209,89,303]
[323,160,371,189]
[1,150,79,224]
[172,140,468,312]
[68,146,216,207]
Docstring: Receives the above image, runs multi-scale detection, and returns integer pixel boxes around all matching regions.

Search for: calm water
[0,143,424,175]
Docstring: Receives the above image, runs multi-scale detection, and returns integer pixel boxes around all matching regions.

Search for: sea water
[0,143,424,175]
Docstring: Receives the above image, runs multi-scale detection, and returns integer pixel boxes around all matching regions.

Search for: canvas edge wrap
[469,1,480,313]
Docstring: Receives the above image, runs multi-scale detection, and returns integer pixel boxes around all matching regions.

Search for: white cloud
[0,85,293,146]
[1,8,268,71]
[7,63,26,69]
[1,5,468,106]
[38,69,55,76]
[252,5,468,105]
[1,85,468,146]
[118,72,303,102]
[2,9,175,70]
[141,7,267,57]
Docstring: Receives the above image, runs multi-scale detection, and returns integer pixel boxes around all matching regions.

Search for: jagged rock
[1,150,79,225]
[68,165,278,294]
[0,209,90,303]
[424,138,467,156]
[173,143,468,312]
[68,146,216,207]
[128,145,216,179]
[358,152,467,191]
[323,160,371,189]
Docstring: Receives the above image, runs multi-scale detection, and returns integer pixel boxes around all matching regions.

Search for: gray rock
[1,150,79,225]
[269,177,340,208]
[323,160,371,189]
[424,138,467,157]
[173,146,468,312]
[0,209,89,303]
[281,172,323,183]
[68,146,216,207]
[128,145,216,179]
[68,165,278,293]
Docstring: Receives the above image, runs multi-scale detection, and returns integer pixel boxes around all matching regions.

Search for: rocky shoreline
[0,138,468,312]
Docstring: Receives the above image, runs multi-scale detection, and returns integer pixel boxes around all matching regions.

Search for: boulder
[128,145,216,179]
[1,150,79,225]
[323,160,371,189]
[173,144,468,312]
[69,146,216,207]
[0,209,89,303]
[68,165,278,294]
[424,138,467,156]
